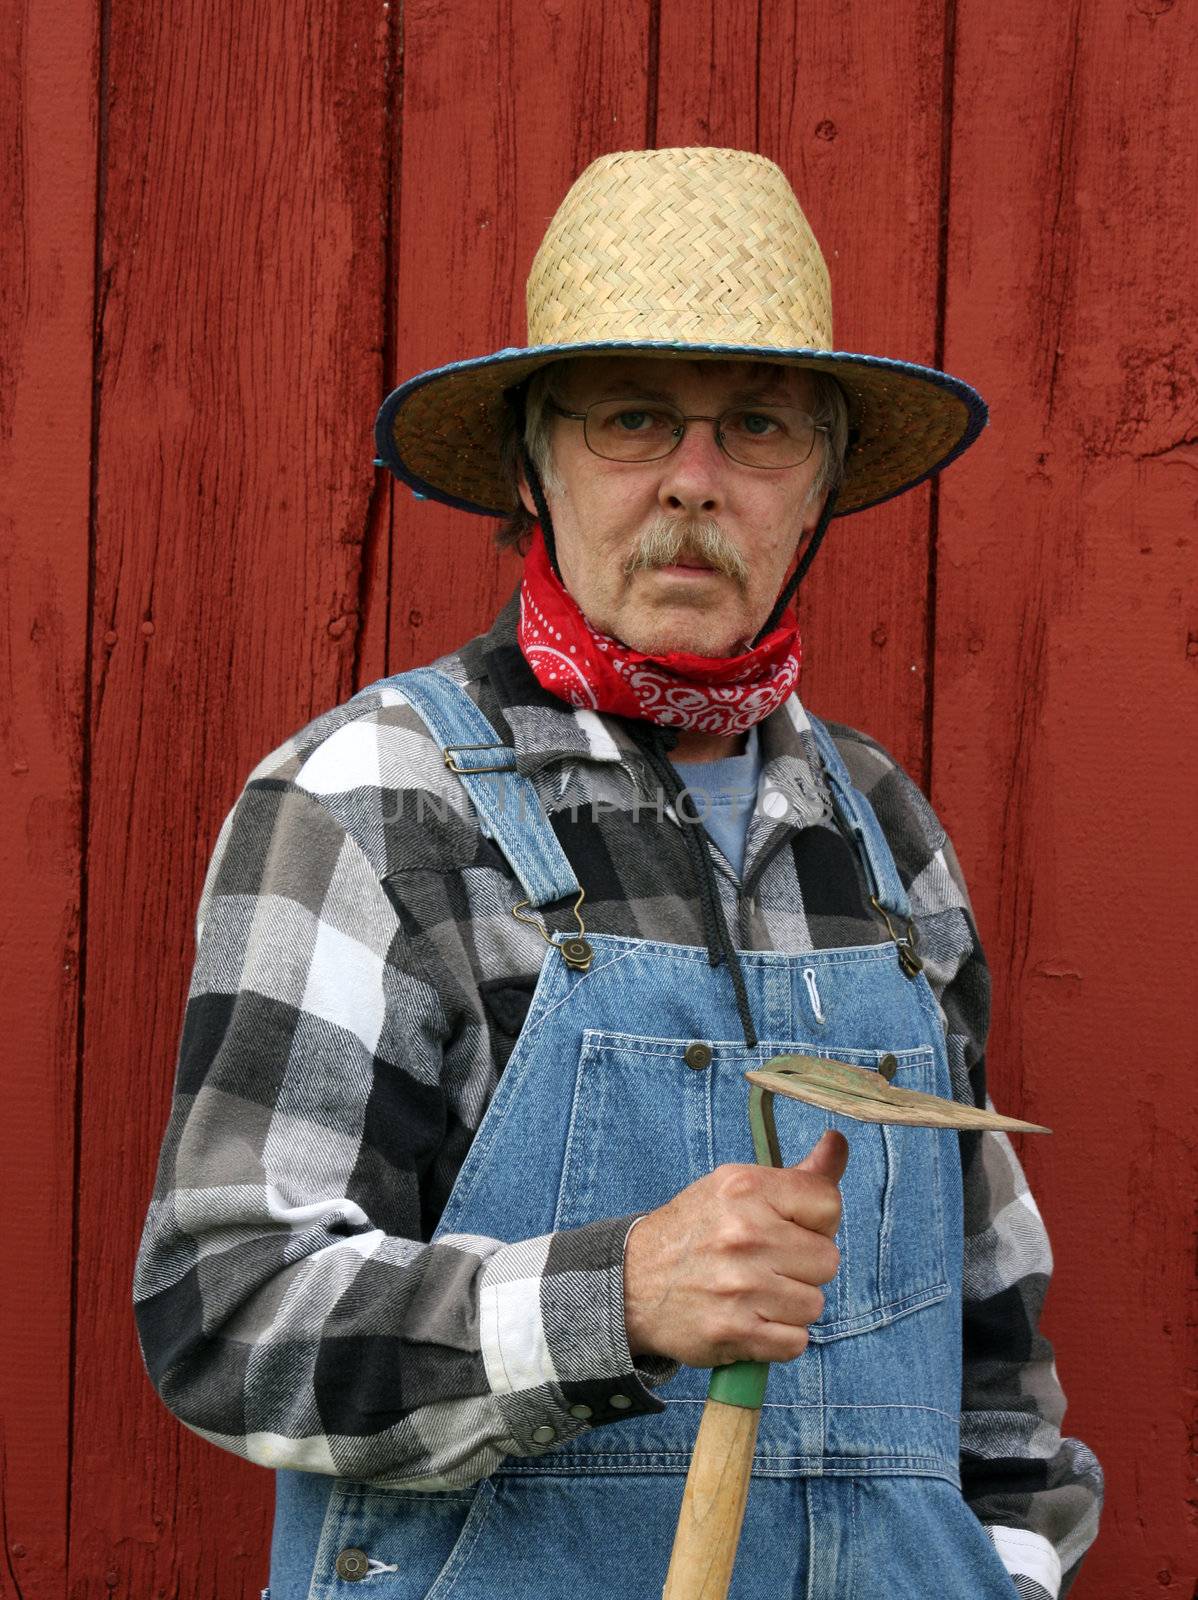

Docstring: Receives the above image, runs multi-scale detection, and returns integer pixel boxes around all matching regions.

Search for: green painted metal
[748,1081,783,1167]
[707,1358,769,1409]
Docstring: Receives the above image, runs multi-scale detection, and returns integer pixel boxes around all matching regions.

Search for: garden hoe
[660,1053,1050,1600]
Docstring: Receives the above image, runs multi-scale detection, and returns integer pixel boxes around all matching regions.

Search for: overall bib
[268,670,1019,1600]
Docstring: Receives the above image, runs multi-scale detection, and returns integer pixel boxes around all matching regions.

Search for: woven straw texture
[380,148,985,517]
[527,148,833,350]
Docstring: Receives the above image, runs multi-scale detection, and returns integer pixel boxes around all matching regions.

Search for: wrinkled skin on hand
[623,1129,848,1368]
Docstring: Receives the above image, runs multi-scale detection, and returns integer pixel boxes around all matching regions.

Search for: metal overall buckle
[443,741,514,774]
[869,895,924,979]
[512,887,593,972]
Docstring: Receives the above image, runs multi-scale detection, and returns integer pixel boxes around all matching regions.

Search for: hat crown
[526,147,834,353]
[376,146,987,520]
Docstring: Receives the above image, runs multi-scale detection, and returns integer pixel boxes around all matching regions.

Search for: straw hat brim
[374,340,987,518]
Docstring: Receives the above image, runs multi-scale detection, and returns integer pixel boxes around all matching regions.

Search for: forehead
[556,354,817,406]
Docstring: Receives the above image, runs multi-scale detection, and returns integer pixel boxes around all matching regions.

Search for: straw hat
[374,147,986,517]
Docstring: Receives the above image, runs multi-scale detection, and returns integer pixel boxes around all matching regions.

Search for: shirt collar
[462,587,831,829]
[463,590,640,775]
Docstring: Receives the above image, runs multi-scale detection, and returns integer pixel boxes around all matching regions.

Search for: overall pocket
[741,1042,951,1338]
[308,1478,494,1600]
[553,1031,948,1346]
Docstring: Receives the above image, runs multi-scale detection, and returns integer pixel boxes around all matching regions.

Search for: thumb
[794,1128,849,1184]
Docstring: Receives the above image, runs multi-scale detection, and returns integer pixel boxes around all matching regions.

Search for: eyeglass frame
[546,397,829,470]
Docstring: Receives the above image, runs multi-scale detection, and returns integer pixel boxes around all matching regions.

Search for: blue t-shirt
[670,723,763,880]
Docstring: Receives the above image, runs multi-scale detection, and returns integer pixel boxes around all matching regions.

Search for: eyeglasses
[549,397,827,469]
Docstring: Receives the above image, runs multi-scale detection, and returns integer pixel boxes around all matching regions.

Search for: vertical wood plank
[385,0,655,672]
[654,0,761,151]
[938,4,1197,1594]
[354,6,401,694]
[11,2,1180,1592]
[67,4,392,1595]
[751,0,950,784]
[0,4,97,1596]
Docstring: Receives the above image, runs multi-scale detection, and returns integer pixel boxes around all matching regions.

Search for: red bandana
[517,526,802,736]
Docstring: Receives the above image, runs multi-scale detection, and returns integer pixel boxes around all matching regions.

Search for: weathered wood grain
[385,0,656,674]
[655,0,761,151]
[752,0,951,785]
[662,1399,761,1599]
[65,4,392,1595]
[3,2,1193,1595]
[937,3,1198,1594]
[0,3,97,1595]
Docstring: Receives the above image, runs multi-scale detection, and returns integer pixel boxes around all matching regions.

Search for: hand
[623,1129,848,1367]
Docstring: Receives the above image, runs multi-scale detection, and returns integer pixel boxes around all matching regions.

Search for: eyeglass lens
[582,399,818,468]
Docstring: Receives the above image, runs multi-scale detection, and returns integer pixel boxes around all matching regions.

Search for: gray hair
[495,358,850,549]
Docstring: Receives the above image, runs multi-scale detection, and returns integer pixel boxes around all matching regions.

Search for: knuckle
[789,1169,829,1214]
[705,1311,744,1348]
[712,1163,759,1201]
[810,1182,842,1230]
[713,1216,755,1254]
[711,1267,754,1299]
[784,1327,810,1360]
[790,1188,840,1235]
[787,1167,819,1193]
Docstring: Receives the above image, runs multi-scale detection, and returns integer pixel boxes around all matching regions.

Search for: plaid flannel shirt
[134,594,1102,1597]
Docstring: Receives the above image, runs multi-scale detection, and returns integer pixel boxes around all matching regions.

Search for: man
[134,148,1102,1598]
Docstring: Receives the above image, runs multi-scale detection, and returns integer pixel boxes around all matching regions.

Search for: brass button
[684,1042,713,1071]
[531,1424,556,1443]
[878,1054,898,1082]
[561,936,593,971]
[335,1548,370,1582]
[609,1393,633,1411]
[568,1403,594,1420]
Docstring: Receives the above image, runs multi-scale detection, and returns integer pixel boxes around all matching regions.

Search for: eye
[614,410,653,432]
[727,409,783,437]
[584,402,680,460]
[590,403,677,437]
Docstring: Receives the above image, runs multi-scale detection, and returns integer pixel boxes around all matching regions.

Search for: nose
[656,419,726,516]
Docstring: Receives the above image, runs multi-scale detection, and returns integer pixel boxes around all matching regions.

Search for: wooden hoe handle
[661,1360,767,1600]
[662,1079,786,1597]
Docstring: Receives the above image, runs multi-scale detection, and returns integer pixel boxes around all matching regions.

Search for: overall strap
[803,713,913,924]
[360,667,581,910]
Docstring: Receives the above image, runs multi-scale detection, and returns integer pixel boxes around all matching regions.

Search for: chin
[625,621,741,658]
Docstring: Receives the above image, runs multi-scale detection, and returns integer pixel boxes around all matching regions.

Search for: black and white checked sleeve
[958,1118,1105,1596]
[133,757,675,1488]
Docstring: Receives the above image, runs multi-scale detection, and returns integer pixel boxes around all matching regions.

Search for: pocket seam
[807,1279,950,1343]
[422,1478,498,1600]
[580,1028,938,1063]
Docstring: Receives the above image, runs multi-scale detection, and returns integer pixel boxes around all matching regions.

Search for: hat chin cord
[520,446,841,652]
[751,482,840,645]
[520,444,566,582]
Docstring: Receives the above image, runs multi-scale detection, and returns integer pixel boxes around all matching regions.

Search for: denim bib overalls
[268,670,1019,1599]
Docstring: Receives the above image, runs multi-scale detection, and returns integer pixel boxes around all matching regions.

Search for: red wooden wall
[3,2,1194,1595]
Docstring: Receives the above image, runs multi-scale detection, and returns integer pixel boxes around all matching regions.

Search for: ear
[801,480,829,534]
[516,461,537,518]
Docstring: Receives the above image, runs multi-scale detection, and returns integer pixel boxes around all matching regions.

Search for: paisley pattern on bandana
[517,526,802,735]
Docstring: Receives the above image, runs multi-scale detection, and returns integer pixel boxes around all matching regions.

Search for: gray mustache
[623,517,750,588]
